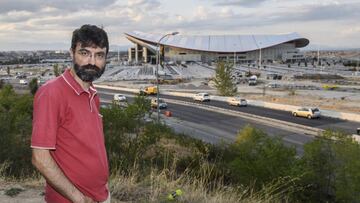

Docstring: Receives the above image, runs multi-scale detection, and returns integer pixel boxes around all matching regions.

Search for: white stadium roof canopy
[125,31,309,53]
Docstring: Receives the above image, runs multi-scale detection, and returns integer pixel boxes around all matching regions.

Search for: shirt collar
[61,68,97,96]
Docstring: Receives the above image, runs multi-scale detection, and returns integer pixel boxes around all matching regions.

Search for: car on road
[193,93,210,102]
[228,97,247,107]
[151,98,168,109]
[113,94,127,102]
[19,79,28,85]
[292,107,321,119]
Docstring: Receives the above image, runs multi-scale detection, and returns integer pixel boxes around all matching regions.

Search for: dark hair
[71,24,109,54]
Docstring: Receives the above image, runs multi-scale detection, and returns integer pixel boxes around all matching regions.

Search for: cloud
[280,2,360,22]
[0,0,360,50]
[340,26,360,36]
[0,0,117,14]
[214,0,268,7]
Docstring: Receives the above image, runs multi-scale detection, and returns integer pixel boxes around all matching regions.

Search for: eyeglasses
[77,49,106,61]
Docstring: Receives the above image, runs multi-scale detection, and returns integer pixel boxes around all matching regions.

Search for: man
[31,24,110,203]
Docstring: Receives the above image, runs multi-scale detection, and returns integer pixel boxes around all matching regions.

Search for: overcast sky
[0,0,359,51]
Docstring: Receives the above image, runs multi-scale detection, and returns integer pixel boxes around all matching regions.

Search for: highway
[97,87,360,154]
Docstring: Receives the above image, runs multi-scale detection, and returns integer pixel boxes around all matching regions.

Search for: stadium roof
[125,31,309,53]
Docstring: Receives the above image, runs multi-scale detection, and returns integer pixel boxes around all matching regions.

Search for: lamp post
[156,31,179,122]
[233,44,236,67]
[259,43,262,69]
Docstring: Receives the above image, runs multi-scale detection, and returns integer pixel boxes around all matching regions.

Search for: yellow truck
[140,86,158,95]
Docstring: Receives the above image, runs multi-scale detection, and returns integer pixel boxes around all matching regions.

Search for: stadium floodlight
[156,31,179,122]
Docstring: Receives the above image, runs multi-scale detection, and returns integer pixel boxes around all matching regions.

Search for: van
[248,75,257,86]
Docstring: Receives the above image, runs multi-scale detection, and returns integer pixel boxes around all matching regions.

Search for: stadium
[125,31,310,65]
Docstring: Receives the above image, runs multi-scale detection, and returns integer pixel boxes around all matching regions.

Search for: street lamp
[156,31,179,122]
[233,44,236,68]
[259,42,262,69]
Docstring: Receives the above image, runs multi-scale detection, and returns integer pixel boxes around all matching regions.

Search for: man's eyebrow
[78,48,90,52]
[78,48,105,53]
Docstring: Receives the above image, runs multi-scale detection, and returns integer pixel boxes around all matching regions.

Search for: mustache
[81,64,101,71]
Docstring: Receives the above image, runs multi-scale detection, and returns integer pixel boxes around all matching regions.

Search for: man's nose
[88,55,96,65]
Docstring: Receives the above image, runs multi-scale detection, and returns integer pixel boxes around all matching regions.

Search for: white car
[113,94,127,102]
[292,107,321,119]
[19,79,28,85]
[193,93,210,102]
[228,97,247,107]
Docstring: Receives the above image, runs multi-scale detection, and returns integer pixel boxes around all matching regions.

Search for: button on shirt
[31,69,109,202]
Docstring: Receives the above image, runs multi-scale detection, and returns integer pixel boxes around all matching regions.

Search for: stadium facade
[125,31,309,64]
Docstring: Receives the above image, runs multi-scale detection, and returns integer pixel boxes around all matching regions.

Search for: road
[97,88,360,154]
[97,87,359,133]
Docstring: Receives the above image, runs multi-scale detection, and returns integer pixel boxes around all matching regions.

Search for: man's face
[71,43,107,82]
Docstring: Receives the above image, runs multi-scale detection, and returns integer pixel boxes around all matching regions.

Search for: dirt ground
[0,180,45,203]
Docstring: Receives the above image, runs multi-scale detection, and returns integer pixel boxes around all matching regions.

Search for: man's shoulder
[36,75,66,96]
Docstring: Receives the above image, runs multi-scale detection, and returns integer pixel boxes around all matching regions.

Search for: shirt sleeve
[31,86,61,149]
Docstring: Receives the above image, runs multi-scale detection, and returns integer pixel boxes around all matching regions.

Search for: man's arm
[32,148,94,203]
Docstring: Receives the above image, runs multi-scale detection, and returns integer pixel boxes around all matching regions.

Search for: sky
[0,0,360,51]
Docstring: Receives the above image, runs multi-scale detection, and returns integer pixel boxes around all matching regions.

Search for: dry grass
[0,155,293,203]
[109,157,292,203]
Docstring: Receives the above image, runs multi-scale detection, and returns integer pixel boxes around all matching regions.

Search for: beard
[73,63,105,82]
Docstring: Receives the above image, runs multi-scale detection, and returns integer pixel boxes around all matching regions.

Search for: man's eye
[80,51,89,56]
[96,54,105,59]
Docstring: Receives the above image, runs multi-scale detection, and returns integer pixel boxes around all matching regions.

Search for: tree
[28,78,38,95]
[225,125,297,189]
[214,61,237,96]
[0,86,34,178]
[298,130,360,202]
[53,64,61,77]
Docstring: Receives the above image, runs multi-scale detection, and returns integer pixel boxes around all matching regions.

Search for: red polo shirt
[31,69,109,203]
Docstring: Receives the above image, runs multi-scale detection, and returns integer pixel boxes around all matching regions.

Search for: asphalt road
[96,87,360,154]
[96,87,360,135]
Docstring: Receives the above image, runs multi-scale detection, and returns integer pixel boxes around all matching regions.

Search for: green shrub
[0,85,33,178]
[225,125,297,189]
[298,130,360,202]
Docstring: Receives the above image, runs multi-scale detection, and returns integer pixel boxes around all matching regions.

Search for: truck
[248,75,257,86]
[139,86,158,95]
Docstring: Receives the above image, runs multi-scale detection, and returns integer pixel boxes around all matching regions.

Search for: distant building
[125,31,309,64]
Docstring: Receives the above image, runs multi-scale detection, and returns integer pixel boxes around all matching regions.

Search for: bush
[224,125,297,189]
[297,130,360,202]
[0,85,33,178]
